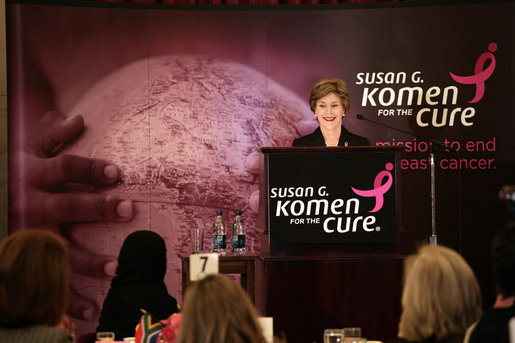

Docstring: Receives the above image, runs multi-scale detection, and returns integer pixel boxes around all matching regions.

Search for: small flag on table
[135,309,166,343]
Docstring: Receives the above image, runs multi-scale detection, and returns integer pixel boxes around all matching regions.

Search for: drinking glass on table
[345,338,367,343]
[343,327,364,343]
[190,227,204,254]
[324,329,344,343]
[96,331,115,341]
[343,327,361,338]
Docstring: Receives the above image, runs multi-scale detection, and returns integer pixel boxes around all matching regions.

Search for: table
[178,252,403,342]
[178,253,258,303]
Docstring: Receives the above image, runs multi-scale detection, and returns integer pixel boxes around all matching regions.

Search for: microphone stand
[429,153,437,245]
[356,114,455,246]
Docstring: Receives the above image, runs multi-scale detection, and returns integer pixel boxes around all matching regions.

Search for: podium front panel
[265,148,398,245]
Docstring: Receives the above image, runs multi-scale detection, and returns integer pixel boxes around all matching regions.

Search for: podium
[256,147,404,342]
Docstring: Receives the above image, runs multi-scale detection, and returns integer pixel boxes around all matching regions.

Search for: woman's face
[314,92,345,130]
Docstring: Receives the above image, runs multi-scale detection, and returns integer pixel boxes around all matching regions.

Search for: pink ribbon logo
[449,42,497,103]
[351,163,393,213]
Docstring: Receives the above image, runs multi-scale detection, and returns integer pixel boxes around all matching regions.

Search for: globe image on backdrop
[62,54,314,333]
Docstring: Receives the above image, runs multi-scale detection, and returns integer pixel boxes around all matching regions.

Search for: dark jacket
[292,126,371,147]
[469,304,515,343]
[97,231,179,340]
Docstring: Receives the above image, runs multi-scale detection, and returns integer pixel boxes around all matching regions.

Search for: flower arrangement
[159,313,182,343]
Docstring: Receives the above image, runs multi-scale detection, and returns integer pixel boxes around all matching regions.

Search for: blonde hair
[0,230,70,327]
[399,245,482,343]
[309,78,350,114]
[176,274,266,343]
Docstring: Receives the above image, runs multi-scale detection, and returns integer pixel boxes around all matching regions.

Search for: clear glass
[344,338,367,343]
[324,329,344,343]
[190,227,204,254]
[343,327,362,338]
[96,332,115,342]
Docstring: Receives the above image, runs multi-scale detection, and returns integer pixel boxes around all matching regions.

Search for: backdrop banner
[6,0,515,337]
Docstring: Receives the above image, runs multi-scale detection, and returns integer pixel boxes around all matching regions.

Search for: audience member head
[112,230,167,287]
[309,78,350,114]
[0,230,70,328]
[492,222,515,298]
[177,274,266,343]
[399,245,482,343]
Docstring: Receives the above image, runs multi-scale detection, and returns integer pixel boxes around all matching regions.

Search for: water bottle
[232,210,246,255]
[212,211,227,255]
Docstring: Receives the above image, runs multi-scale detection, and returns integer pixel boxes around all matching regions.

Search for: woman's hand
[9,111,135,321]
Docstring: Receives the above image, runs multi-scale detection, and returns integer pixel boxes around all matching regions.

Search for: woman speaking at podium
[292,78,370,147]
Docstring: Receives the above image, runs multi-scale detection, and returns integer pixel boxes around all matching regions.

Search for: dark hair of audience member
[0,230,70,327]
[176,274,266,343]
[492,222,515,297]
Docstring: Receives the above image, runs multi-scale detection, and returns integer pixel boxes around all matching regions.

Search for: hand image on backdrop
[8,111,135,320]
[10,110,134,227]
[8,54,137,320]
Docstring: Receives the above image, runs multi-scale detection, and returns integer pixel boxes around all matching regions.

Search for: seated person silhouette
[97,230,179,340]
[468,223,515,343]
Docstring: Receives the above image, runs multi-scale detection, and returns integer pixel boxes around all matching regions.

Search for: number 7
[201,256,208,272]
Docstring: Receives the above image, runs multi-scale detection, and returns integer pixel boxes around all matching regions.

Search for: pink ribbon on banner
[351,162,393,213]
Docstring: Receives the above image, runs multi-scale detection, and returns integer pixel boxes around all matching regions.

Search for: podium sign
[262,147,400,245]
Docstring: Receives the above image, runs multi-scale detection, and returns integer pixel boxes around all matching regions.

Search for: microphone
[356,114,456,152]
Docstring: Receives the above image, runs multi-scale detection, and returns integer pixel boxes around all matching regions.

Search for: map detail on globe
[64,54,314,332]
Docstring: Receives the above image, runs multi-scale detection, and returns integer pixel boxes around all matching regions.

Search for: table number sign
[189,253,219,281]
[258,317,274,343]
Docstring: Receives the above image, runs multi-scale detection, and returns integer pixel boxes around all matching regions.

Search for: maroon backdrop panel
[6,1,515,338]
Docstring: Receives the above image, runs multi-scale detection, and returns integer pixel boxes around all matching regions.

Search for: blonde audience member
[176,274,266,343]
[0,230,74,343]
[388,245,482,343]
